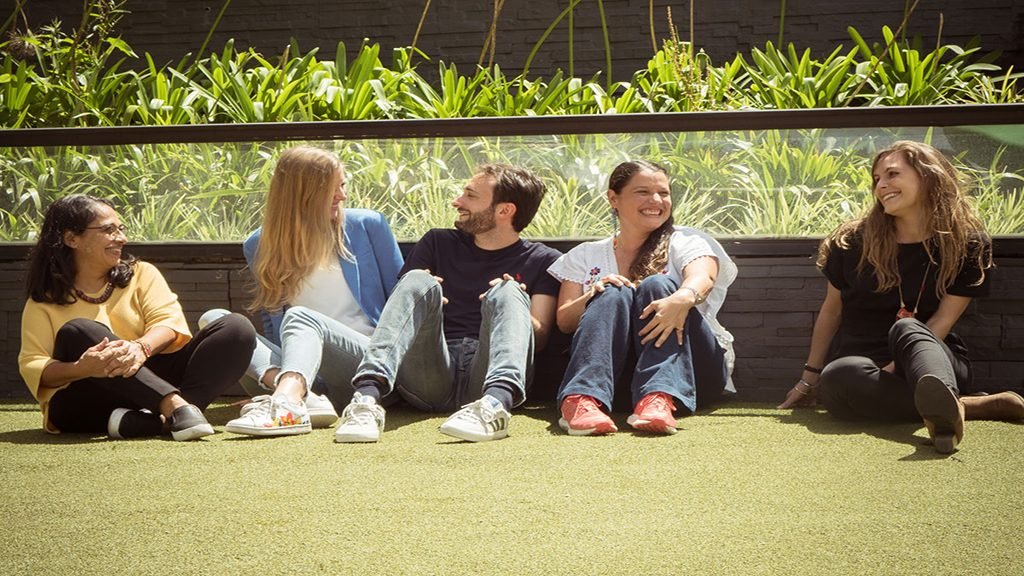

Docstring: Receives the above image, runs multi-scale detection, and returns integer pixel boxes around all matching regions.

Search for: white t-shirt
[547,226,738,392]
[292,262,375,337]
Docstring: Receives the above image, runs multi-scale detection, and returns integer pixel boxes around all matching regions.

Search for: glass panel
[3,124,1022,242]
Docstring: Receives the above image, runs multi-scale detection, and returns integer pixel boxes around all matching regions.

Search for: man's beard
[454,205,497,235]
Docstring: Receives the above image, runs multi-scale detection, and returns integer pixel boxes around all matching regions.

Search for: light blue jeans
[201,307,370,410]
[353,269,535,412]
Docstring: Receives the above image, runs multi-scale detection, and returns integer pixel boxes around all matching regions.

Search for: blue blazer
[244,209,404,345]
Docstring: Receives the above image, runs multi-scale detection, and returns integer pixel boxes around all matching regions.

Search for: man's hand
[480,273,527,300]
[424,268,449,305]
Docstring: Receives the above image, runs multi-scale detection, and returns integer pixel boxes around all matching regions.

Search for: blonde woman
[221,146,403,437]
[778,141,1021,454]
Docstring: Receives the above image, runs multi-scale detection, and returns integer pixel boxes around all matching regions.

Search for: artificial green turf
[2,399,1022,575]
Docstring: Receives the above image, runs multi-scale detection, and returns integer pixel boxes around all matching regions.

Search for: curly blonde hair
[249,147,349,313]
[818,141,991,297]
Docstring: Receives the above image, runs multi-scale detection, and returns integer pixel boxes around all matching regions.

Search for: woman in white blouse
[547,160,737,436]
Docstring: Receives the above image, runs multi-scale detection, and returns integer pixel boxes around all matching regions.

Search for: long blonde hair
[819,141,991,297]
[250,146,349,312]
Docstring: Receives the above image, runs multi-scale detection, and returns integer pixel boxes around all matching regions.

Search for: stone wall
[3,239,1022,404]
[14,0,1024,81]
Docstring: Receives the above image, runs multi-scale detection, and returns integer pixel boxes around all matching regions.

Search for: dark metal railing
[5,104,1024,146]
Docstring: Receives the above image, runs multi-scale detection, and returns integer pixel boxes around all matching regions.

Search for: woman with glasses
[18,194,256,440]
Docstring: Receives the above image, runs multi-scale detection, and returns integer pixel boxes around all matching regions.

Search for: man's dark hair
[478,163,546,232]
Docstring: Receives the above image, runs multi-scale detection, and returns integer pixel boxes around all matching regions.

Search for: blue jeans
[276,306,371,410]
[557,275,727,414]
[353,269,535,412]
[204,306,372,409]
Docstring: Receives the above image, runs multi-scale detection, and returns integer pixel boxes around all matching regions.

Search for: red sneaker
[627,392,678,434]
[559,394,618,436]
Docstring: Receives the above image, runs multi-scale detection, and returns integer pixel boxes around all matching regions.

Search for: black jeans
[818,318,970,422]
[47,315,256,433]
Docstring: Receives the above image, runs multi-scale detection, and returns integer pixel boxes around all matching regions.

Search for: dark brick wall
[3,239,1022,404]
[11,1,1024,81]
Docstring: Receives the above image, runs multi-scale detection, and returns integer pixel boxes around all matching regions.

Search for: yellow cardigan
[18,261,191,432]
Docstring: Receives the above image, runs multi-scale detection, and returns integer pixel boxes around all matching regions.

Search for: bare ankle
[159,394,189,419]
[260,367,281,390]
[275,372,307,403]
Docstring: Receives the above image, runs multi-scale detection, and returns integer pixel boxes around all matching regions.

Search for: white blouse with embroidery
[547,226,738,392]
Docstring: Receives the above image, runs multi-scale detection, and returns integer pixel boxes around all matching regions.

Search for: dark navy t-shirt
[822,234,991,364]
[401,229,562,340]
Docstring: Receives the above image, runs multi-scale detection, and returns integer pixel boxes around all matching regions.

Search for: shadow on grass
[698,402,956,461]
[0,428,108,445]
[775,408,953,461]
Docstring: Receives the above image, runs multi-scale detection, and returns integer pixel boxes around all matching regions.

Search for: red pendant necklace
[896,260,930,320]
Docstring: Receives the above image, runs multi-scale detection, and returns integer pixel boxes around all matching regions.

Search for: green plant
[846,26,1018,106]
[522,0,613,90]
[737,43,861,109]
[2,6,1023,242]
[2,1,138,127]
[962,147,1024,235]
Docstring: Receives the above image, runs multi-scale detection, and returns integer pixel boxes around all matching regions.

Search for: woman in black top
[778,141,1021,453]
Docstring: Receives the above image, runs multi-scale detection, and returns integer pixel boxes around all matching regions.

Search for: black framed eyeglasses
[85,224,128,236]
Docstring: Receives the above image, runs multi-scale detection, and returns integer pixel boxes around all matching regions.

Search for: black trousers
[818,318,970,422]
[47,315,256,433]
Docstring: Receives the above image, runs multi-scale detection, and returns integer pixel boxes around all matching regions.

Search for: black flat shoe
[914,374,964,454]
[169,404,215,441]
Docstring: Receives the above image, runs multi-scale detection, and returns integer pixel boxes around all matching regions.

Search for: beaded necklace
[896,260,930,321]
[74,283,114,304]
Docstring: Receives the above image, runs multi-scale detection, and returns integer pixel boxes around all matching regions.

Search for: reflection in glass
[2,125,1022,242]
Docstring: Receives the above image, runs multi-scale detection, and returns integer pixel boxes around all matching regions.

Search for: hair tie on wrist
[803,363,823,374]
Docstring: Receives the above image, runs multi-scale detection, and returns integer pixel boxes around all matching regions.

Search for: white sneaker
[225,396,311,436]
[241,392,338,429]
[304,392,339,428]
[334,392,385,443]
[439,395,510,442]
[239,395,271,415]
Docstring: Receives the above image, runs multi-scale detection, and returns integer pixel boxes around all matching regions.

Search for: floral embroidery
[583,266,601,288]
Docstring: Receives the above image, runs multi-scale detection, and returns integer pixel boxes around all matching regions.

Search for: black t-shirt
[822,234,991,364]
[401,229,562,340]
